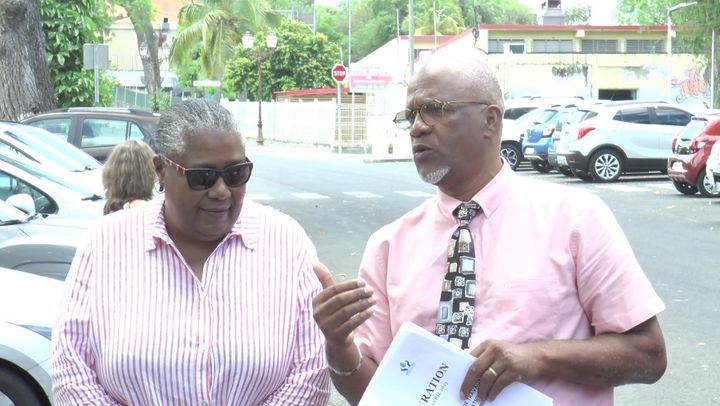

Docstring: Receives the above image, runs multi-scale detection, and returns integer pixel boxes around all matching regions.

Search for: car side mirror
[6,193,36,216]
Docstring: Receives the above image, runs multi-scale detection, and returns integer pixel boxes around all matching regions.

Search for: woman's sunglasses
[162,156,253,191]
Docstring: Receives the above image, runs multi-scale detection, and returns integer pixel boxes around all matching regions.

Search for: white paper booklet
[359,322,553,406]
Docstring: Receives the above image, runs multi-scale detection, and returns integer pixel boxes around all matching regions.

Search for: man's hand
[312,262,376,348]
[460,340,542,402]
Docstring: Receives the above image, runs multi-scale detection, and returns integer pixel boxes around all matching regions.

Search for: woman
[102,139,156,215]
[52,99,331,405]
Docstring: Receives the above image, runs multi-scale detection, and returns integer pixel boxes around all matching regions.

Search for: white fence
[221,85,412,158]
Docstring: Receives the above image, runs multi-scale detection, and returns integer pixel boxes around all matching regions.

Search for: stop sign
[331,64,347,83]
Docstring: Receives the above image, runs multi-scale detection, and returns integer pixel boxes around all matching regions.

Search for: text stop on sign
[331,64,347,83]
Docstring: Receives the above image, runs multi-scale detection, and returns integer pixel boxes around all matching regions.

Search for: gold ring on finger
[487,366,498,377]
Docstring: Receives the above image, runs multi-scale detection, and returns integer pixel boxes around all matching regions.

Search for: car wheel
[531,160,552,173]
[696,170,720,197]
[558,166,574,177]
[500,143,522,171]
[673,180,698,195]
[589,149,623,182]
[0,366,46,406]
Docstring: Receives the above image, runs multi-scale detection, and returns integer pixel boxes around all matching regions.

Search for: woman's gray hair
[155,99,244,157]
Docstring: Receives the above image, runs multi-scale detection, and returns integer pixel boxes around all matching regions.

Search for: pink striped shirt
[52,198,331,405]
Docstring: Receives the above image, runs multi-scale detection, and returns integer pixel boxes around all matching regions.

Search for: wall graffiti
[672,67,710,103]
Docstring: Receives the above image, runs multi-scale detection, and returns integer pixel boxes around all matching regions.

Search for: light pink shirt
[52,198,331,405]
[356,164,665,406]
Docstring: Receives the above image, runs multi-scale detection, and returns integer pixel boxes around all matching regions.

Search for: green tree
[565,3,592,25]
[462,0,536,25]
[170,0,281,82]
[411,0,465,35]
[40,0,114,108]
[223,19,341,100]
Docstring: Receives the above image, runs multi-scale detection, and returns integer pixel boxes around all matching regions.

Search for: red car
[667,113,720,197]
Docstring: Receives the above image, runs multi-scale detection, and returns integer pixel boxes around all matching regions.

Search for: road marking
[247,194,275,201]
[343,191,383,198]
[645,183,676,190]
[596,185,651,193]
[292,192,330,200]
[395,190,434,197]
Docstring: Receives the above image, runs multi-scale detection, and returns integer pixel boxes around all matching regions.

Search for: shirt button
[199,343,209,351]
[200,401,209,406]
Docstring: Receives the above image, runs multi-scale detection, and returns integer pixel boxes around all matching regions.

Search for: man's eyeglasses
[393,99,491,130]
[162,156,253,191]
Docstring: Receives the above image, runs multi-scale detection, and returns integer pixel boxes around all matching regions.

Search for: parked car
[0,236,80,281]
[0,195,94,241]
[557,101,694,182]
[0,266,62,406]
[0,122,102,189]
[501,108,545,170]
[549,102,605,176]
[522,103,583,173]
[22,107,159,162]
[0,154,104,217]
[705,139,720,192]
[667,114,720,197]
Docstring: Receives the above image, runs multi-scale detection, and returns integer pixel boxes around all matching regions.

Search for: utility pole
[408,0,415,77]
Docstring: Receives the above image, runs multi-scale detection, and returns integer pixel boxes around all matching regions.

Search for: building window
[488,39,525,54]
[626,39,664,53]
[532,39,573,53]
[580,39,619,53]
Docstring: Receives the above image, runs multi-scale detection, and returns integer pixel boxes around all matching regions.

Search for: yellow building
[360,24,710,109]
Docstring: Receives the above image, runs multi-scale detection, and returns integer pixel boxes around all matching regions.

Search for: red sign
[331,64,347,83]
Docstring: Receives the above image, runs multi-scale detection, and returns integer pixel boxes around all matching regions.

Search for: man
[312,51,666,406]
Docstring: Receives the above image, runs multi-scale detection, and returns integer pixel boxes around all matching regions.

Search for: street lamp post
[667,2,697,103]
[242,31,278,146]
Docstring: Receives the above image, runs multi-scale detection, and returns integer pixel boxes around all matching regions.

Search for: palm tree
[412,0,464,36]
[170,0,280,81]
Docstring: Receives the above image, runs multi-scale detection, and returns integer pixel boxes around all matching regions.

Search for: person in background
[102,139,156,215]
[312,51,667,406]
[52,99,331,405]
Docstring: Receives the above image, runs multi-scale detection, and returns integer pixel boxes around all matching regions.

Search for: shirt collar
[436,161,516,220]
[143,196,259,251]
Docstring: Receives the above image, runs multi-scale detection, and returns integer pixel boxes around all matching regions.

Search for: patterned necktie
[435,201,481,350]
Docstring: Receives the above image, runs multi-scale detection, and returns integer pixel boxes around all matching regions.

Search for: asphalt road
[246,142,720,405]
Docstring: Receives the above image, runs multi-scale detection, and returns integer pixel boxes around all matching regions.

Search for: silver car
[557,101,694,182]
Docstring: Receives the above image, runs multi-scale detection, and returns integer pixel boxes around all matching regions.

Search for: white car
[706,140,720,191]
[557,101,694,182]
[0,122,102,190]
[0,267,63,405]
[0,155,104,217]
[501,108,546,170]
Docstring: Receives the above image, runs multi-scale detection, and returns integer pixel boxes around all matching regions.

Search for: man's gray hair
[155,99,243,157]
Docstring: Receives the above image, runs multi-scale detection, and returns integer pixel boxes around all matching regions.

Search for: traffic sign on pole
[331,64,347,83]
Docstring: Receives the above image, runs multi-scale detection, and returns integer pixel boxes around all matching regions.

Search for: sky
[315,0,620,25]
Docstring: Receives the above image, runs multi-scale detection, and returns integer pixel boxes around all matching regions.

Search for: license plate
[557,156,567,166]
[525,147,535,155]
[671,161,684,171]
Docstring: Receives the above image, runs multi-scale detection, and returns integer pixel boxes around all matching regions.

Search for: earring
[156,183,164,193]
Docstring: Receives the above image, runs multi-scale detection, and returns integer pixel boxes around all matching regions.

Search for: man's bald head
[412,51,504,112]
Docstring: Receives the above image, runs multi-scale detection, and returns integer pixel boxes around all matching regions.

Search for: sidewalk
[244,140,412,164]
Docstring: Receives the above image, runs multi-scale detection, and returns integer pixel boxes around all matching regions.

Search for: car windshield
[535,109,559,124]
[676,119,708,141]
[0,154,100,199]
[514,108,544,126]
[3,125,101,171]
